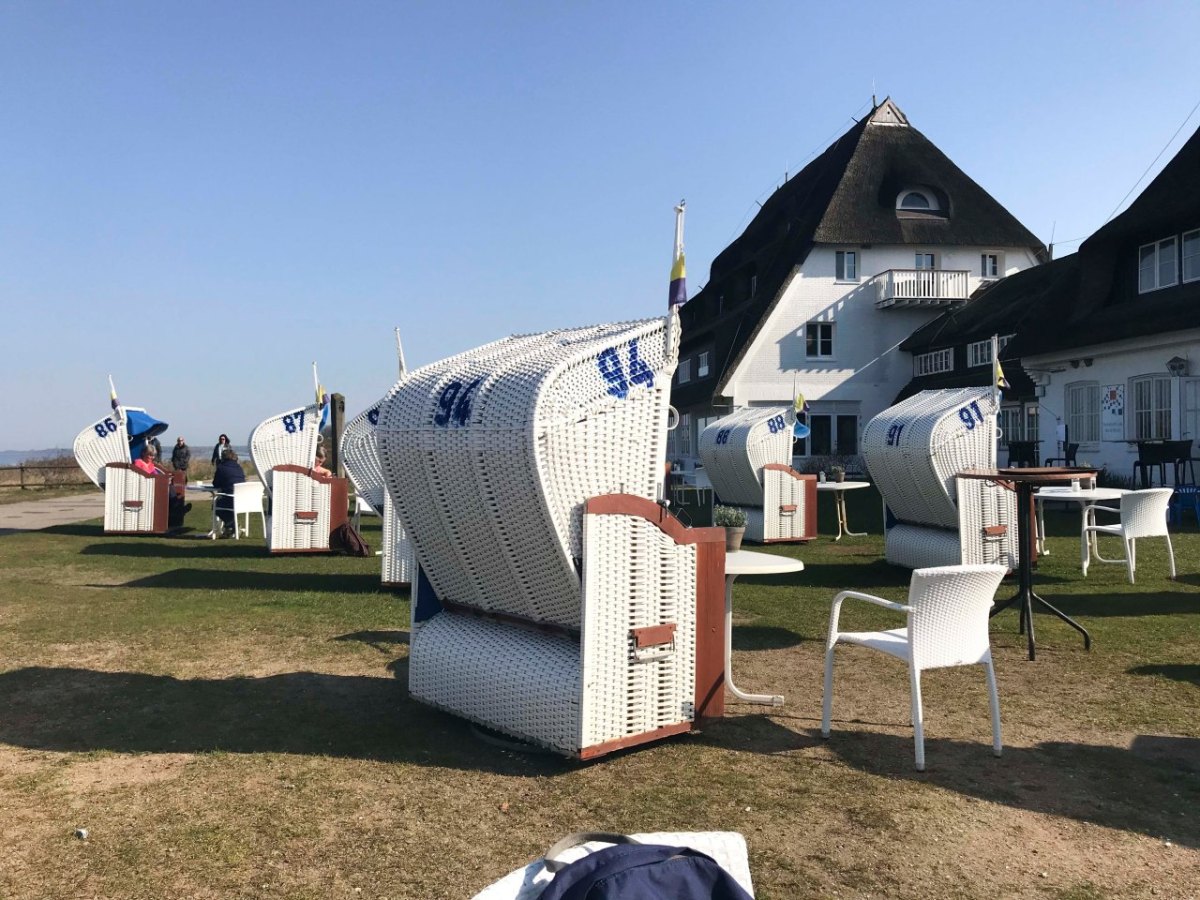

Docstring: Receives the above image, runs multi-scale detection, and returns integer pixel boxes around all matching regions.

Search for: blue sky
[3,1,1198,449]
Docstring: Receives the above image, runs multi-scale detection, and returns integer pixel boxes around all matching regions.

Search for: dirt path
[0,494,106,534]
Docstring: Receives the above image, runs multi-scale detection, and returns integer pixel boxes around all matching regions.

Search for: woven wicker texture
[408,611,583,753]
[376,317,676,629]
[73,411,134,488]
[269,469,332,551]
[863,388,998,529]
[579,513,697,748]
[883,524,963,569]
[249,403,321,497]
[823,564,1006,770]
[340,401,388,513]
[102,466,160,533]
[381,491,415,586]
[1082,488,1175,582]
[956,479,1019,567]
[698,406,792,506]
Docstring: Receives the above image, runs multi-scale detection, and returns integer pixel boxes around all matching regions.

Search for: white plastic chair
[352,493,380,531]
[211,481,266,540]
[1081,488,1175,583]
[821,563,1007,771]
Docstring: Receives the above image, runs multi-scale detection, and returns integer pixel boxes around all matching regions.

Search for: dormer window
[897,189,938,211]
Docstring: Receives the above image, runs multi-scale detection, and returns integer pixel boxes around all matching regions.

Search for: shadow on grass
[1128,663,1200,685]
[39,523,105,538]
[0,665,570,776]
[88,568,386,595]
[81,542,268,559]
[1039,591,1199,618]
[730,626,803,651]
[333,629,411,654]
[820,729,1200,848]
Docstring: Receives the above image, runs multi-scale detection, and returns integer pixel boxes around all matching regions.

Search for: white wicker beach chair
[1081,488,1175,583]
[377,316,726,757]
[74,410,172,534]
[249,403,348,553]
[821,564,1007,771]
[862,388,1018,569]
[697,407,817,543]
[341,399,415,586]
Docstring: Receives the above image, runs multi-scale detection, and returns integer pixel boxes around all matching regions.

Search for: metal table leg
[723,574,783,706]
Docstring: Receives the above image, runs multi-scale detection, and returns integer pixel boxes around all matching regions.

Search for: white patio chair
[351,493,380,531]
[1081,488,1175,583]
[210,481,266,540]
[821,563,1007,771]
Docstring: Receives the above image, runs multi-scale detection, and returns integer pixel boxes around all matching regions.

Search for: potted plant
[714,504,748,552]
[828,464,846,483]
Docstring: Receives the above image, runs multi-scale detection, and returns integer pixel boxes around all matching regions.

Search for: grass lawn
[0,491,1197,899]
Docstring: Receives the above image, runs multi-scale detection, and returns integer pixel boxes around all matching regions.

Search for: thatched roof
[1010,123,1200,357]
[676,98,1047,407]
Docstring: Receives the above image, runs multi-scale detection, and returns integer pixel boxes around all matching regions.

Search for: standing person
[211,447,246,537]
[149,435,162,463]
[171,437,191,472]
[211,434,231,465]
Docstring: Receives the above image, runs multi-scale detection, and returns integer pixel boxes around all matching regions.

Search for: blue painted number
[93,417,118,439]
[596,338,655,400]
[958,400,984,431]
[715,428,731,446]
[886,423,905,446]
[766,414,786,434]
[367,407,380,427]
[433,377,482,427]
[282,410,306,434]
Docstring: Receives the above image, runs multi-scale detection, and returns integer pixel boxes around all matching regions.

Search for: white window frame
[897,189,937,211]
[1065,381,1100,446]
[1129,373,1172,440]
[914,348,953,376]
[980,252,1002,279]
[967,334,1013,368]
[696,350,710,379]
[914,252,937,270]
[1183,229,1200,283]
[1138,236,1178,293]
[806,322,835,359]
[835,250,858,282]
[676,412,693,457]
[677,357,692,384]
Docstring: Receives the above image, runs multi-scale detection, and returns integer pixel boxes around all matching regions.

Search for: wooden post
[19,464,25,490]
[329,393,346,478]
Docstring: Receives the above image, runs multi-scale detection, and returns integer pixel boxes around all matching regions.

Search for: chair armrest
[1090,504,1121,516]
[826,590,908,649]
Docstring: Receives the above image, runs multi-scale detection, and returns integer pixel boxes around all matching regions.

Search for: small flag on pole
[313,363,331,430]
[994,348,1010,391]
[669,201,687,308]
[108,375,120,412]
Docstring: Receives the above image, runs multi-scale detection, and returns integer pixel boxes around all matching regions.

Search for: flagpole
[666,200,686,367]
[395,327,408,377]
[991,333,1000,412]
[108,374,124,425]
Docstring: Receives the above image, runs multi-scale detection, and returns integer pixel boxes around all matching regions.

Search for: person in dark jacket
[171,437,191,472]
[211,447,246,537]
[211,434,231,465]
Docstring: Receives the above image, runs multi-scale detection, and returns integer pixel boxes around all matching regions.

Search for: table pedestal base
[990,587,1092,661]
[724,575,784,706]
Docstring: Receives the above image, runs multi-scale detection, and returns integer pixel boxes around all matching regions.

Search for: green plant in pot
[828,464,845,483]
[714,504,748,552]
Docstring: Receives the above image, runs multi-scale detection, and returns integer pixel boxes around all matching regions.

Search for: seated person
[311,447,333,477]
[212,448,247,537]
[133,445,163,475]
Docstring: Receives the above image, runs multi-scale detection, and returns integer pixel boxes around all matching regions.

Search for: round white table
[1034,485,1127,565]
[723,549,804,706]
[816,480,871,540]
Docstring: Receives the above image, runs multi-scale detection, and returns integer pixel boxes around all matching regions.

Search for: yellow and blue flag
[669,201,687,307]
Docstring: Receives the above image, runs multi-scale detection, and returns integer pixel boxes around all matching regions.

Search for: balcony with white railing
[872,269,972,308]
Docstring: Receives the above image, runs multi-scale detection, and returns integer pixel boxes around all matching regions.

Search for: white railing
[873,269,971,307]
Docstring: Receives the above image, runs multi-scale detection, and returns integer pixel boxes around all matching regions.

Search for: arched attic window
[897,189,937,211]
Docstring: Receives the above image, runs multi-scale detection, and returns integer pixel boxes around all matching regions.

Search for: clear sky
[3,1,1198,450]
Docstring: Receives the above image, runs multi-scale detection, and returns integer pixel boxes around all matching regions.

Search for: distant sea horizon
[1,445,251,466]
